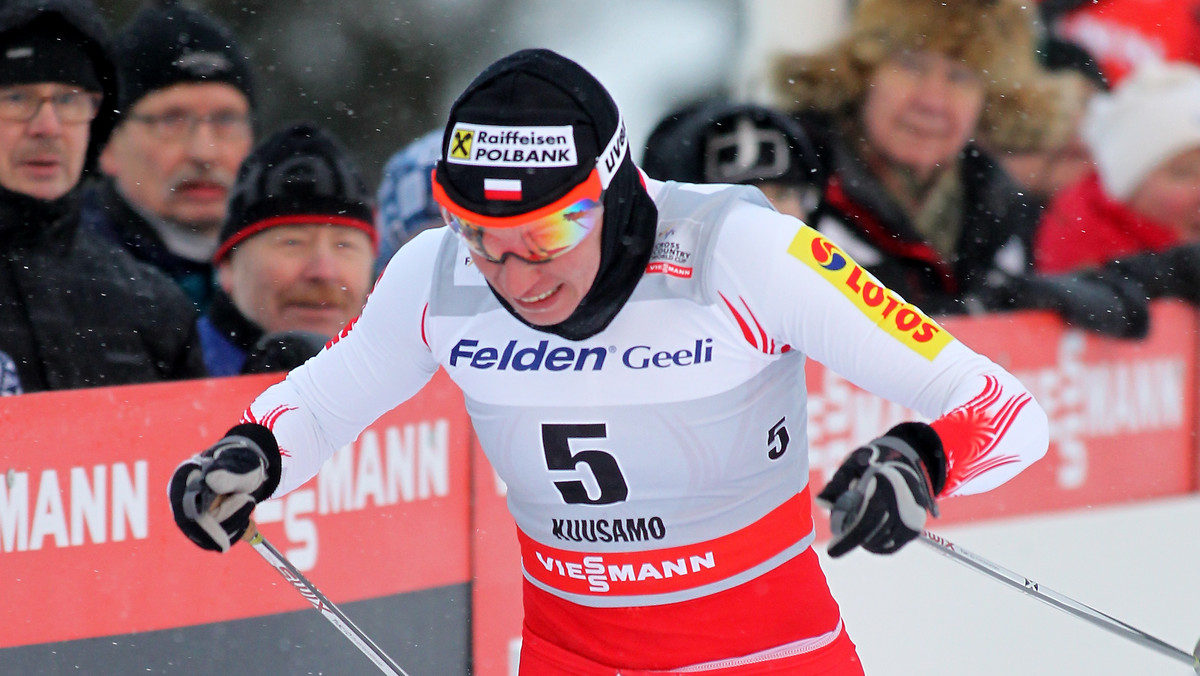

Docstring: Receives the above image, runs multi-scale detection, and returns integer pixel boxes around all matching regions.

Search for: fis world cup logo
[789,227,954,361]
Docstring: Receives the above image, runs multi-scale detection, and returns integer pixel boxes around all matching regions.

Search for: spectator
[200,123,377,377]
[642,99,827,221]
[1036,61,1200,305]
[82,1,255,311]
[1042,0,1200,86]
[0,350,21,396]
[0,0,205,393]
[374,129,441,276]
[984,36,1106,209]
[771,0,1148,337]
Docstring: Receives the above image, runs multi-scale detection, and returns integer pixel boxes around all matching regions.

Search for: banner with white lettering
[0,370,472,649]
[806,300,1199,536]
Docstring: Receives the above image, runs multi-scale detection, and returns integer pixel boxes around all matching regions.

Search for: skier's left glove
[817,422,947,558]
[168,423,282,553]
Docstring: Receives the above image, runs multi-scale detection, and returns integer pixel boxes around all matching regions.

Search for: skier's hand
[817,422,946,558]
[168,423,282,552]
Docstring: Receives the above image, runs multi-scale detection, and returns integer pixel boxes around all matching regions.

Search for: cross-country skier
[169,48,1049,675]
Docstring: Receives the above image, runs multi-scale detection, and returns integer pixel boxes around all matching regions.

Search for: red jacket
[1035,172,1184,273]
[1051,0,1200,85]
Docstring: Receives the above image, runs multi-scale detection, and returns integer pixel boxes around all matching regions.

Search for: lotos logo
[788,227,954,360]
[810,236,847,271]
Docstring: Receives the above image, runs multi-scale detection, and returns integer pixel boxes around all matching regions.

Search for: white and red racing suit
[243,179,1049,674]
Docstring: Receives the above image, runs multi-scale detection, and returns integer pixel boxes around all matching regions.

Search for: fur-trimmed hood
[772,0,1085,153]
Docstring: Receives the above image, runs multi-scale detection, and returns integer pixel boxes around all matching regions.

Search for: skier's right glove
[168,423,282,553]
[817,422,947,558]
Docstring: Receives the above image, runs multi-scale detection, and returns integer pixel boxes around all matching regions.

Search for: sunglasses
[432,168,604,264]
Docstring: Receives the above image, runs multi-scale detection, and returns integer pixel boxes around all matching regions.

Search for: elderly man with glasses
[0,0,205,393]
[82,2,255,312]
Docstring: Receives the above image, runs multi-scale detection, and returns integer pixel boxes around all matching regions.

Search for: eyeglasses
[0,87,102,124]
[126,110,252,141]
[432,169,604,264]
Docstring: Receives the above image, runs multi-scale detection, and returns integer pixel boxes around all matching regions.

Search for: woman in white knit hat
[1036,61,1200,273]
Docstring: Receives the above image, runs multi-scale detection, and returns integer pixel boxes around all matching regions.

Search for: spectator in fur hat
[198,122,377,376]
[771,0,1149,338]
[0,0,206,392]
[81,0,256,312]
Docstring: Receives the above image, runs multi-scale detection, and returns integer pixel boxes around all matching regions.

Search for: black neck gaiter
[489,160,658,342]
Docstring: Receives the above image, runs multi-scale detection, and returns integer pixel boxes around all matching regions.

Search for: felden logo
[788,227,954,360]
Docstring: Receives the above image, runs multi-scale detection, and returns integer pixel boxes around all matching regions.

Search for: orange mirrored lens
[444,197,602,263]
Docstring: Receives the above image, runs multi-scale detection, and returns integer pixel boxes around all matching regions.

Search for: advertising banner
[0,370,472,650]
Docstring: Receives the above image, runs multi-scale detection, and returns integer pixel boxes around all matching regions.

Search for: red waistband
[518,489,812,600]
[521,545,846,670]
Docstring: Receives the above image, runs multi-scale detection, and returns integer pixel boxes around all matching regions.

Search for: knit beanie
[214,122,376,263]
[642,100,825,189]
[375,128,442,273]
[113,1,254,115]
[0,15,101,91]
[435,48,656,341]
[0,0,119,173]
[1083,61,1200,201]
[434,48,630,217]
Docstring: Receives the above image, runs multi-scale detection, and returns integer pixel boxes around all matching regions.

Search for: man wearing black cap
[0,0,204,393]
[168,49,1049,673]
[82,0,255,311]
[198,123,377,376]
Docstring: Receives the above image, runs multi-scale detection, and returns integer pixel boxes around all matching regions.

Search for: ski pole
[243,521,411,676]
[919,530,1200,673]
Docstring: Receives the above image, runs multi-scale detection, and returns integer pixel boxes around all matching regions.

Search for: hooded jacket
[0,1,206,392]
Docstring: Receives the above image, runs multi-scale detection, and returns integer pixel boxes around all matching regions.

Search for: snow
[821,494,1200,674]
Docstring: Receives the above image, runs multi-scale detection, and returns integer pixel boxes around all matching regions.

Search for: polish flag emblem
[484,178,522,201]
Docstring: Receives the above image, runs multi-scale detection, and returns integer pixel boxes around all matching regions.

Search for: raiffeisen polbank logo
[788,227,954,360]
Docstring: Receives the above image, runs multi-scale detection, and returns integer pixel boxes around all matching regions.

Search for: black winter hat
[0,0,120,174]
[434,48,630,217]
[0,15,101,90]
[214,122,376,263]
[642,100,826,190]
[113,1,254,115]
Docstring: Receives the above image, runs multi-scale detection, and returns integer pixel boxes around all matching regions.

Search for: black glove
[978,271,1149,339]
[817,422,947,558]
[168,423,282,552]
[1105,241,1200,305]
[240,330,327,375]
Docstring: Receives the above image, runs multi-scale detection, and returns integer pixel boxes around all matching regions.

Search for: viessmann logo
[449,338,714,371]
[788,227,954,360]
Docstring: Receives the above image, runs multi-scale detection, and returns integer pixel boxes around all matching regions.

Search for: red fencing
[2,303,1196,674]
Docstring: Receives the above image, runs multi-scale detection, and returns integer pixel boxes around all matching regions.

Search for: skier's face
[471,219,603,326]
